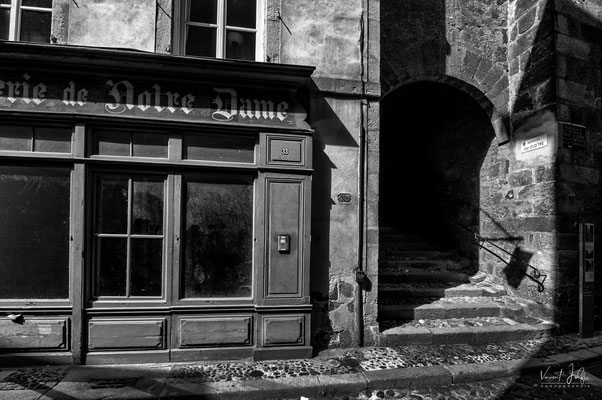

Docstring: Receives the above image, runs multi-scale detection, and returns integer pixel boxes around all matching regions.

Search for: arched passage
[380,80,496,266]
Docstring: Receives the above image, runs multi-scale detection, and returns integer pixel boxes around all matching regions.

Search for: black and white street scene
[1,0,602,399]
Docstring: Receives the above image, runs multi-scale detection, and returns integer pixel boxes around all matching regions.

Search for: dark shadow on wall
[503,247,534,289]
[307,80,359,352]
[380,0,450,95]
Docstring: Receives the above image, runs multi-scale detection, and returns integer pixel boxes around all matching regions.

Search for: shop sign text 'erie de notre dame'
[0,73,308,130]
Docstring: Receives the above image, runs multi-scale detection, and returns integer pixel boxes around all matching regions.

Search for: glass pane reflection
[183,179,253,298]
[0,166,70,299]
[132,178,164,235]
[130,238,163,296]
[186,25,217,57]
[20,10,50,43]
[97,238,127,296]
[98,176,128,234]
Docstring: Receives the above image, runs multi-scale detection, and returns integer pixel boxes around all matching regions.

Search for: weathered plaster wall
[280,0,362,80]
[554,0,602,330]
[309,96,361,348]
[155,0,172,54]
[67,0,156,51]
[51,0,70,44]
[279,0,379,349]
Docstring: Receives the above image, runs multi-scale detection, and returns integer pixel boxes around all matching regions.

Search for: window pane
[0,9,9,41]
[130,239,163,296]
[97,238,127,296]
[34,127,72,153]
[20,10,51,43]
[226,0,256,28]
[0,125,33,151]
[184,133,255,163]
[0,166,70,299]
[189,0,217,24]
[132,132,168,158]
[22,0,52,7]
[94,130,130,156]
[185,25,216,57]
[132,178,164,235]
[0,1,10,5]
[225,30,255,60]
[98,176,128,234]
[183,179,253,298]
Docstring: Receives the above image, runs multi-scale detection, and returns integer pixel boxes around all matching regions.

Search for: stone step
[379,282,507,298]
[379,226,399,234]
[375,318,556,346]
[378,297,525,320]
[378,270,470,284]
[379,233,427,243]
[379,241,438,251]
[379,258,471,271]
[379,250,457,260]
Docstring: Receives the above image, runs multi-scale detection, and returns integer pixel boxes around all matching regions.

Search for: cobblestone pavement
[167,335,602,381]
[311,371,602,399]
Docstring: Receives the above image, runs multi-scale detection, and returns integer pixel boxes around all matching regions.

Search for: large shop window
[0,123,259,307]
[0,165,71,299]
[177,0,262,61]
[0,0,52,42]
[183,177,254,298]
[88,128,258,303]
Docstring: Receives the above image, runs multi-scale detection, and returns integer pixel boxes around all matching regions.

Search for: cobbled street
[311,371,602,400]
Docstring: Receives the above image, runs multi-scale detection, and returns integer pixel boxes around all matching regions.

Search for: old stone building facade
[0,0,600,365]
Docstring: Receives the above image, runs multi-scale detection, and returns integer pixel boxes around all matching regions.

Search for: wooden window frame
[1,0,52,42]
[0,121,76,310]
[91,171,170,303]
[173,0,265,61]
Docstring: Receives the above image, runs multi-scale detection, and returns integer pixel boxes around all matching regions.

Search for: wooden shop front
[0,42,314,365]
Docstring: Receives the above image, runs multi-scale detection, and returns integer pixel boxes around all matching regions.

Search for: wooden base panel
[0,352,73,367]
[170,347,254,362]
[84,350,170,365]
[253,346,313,361]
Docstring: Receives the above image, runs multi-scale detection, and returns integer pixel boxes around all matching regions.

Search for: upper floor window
[0,0,52,42]
[176,0,263,61]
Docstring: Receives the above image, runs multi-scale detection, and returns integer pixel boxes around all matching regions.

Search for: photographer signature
[540,363,590,385]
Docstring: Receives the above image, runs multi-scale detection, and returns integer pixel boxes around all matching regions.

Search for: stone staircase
[375,227,555,346]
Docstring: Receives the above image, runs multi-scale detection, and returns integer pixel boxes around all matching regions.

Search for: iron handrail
[448,218,547,293]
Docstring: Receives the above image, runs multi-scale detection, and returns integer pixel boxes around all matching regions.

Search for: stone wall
[380,0,594,329]
[554,0,602,330]
[479,0,559,323]
[381,0,509,118]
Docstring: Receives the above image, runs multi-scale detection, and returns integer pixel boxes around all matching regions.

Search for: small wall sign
[337,193,352,204]
[521,135,548,153]
[559,122,587,150]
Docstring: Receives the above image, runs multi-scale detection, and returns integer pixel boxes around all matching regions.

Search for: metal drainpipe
[354,6,368,348]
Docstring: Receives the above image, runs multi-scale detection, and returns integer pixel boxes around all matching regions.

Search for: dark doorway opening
[379,81,496,262]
